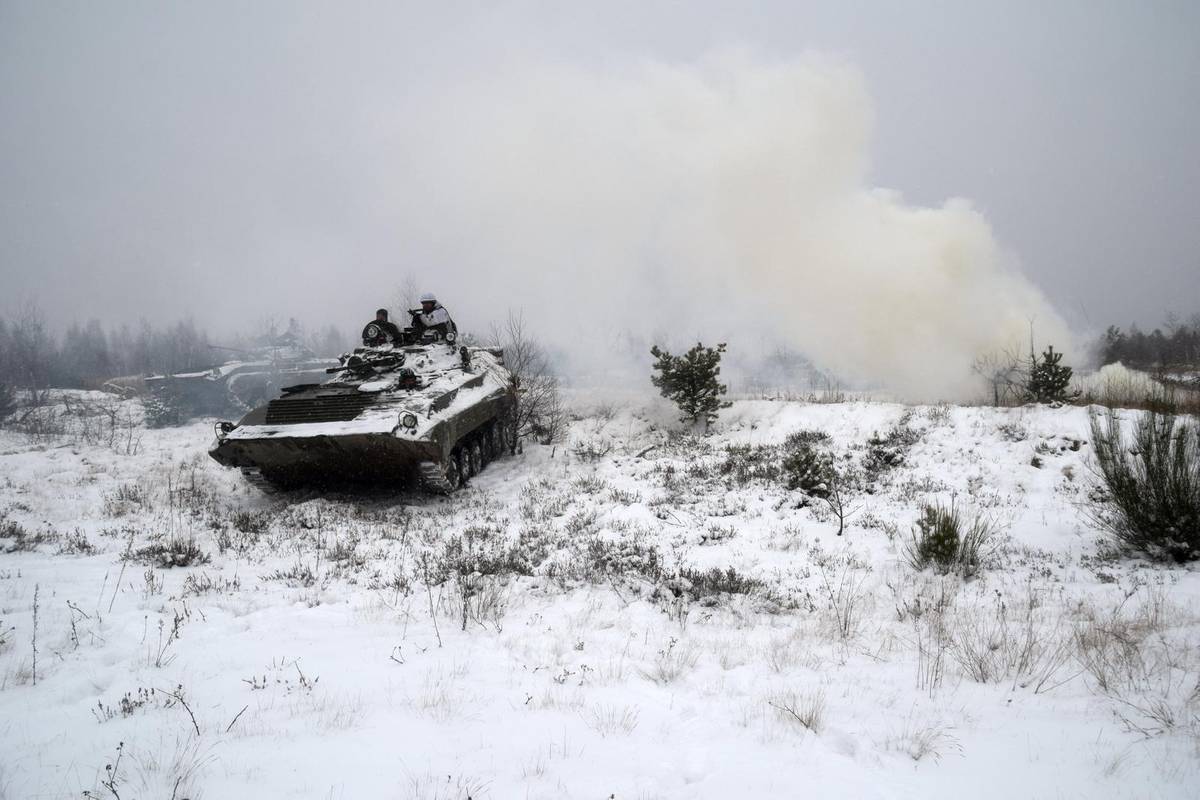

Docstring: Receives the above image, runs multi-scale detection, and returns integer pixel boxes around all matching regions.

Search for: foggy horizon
[2,1,1198,392]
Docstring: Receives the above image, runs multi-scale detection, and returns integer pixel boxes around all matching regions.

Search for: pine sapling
[649,342,732,434]
[1026,345,1079,405]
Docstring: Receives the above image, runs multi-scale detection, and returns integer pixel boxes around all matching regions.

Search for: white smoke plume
[389,50,1073,399]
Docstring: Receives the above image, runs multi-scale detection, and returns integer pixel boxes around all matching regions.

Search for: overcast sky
[1,1,1197,342]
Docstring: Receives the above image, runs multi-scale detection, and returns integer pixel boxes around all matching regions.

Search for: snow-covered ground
[1,393,1198,799]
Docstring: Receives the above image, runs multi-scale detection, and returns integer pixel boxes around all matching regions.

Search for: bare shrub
[570,437,612,461]
[1072,586,1199,738]
[821,469,859,537]
[973,343,1027,406]
[1088,409,1200,562]
[59,393,142,453]
[2,402,66,441]
[815,553,871,640]
[949,581,1076,691]
[489,310,565,444]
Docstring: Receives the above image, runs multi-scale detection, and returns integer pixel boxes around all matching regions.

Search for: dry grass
[638,636,700,685]
[581,703,640,737]
[767,689,826,734]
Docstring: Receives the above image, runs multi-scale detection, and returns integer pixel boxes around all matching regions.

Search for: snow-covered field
[1,393,1198,799]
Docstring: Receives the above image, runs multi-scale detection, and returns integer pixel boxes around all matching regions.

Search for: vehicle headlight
[400,412,418,430]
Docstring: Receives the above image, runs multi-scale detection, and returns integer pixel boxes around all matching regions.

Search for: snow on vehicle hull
[208,342,516,492]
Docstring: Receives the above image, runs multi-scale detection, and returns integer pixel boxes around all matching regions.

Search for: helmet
[419,292,437,304]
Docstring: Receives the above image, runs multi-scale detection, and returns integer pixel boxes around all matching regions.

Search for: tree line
[0,305,349,394]
[1098,314,1200,370]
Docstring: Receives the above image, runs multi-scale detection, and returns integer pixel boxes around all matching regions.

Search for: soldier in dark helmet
[361,308,404,346]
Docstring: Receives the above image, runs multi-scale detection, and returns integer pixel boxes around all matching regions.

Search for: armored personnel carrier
[208,331,517,493]
[145,332,337,419]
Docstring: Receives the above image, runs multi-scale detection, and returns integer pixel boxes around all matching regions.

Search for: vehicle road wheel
[488,425,503,461]
[479,426,495,466]
[501,418,517,454]
[443,449,464,491]
[467,441,483,476]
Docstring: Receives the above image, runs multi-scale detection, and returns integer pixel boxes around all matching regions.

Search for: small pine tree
[781,429,834,496]
[1026,345,1079,404]
[649,342,731,433]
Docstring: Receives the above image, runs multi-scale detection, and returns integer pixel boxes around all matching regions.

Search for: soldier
[361,308,404,346]
[410,293,456,339]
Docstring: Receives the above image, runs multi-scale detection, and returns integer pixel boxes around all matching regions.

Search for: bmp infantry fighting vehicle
[145,332,337,418]
[208,323,517,493]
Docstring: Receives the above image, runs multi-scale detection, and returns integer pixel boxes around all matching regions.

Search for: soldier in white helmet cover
[410,292,456,339]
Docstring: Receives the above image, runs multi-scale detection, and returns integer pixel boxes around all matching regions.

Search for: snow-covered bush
[996,421,1028,442]
[1088,409,1200,562]
[584,536,663,584]
[1,517,58,552]
[863,411,920,482]
[143,390,185,429]
[56,529,95,555]
[781,429,834,496]
[130,536,210,568]
[672,565,764,600]
[903,503,999,577]
[721,443,782,486]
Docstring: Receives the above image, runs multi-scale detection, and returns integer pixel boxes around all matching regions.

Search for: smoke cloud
[388,50,1072,399]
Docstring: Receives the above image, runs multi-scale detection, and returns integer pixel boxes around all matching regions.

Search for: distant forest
[0,306,350,391]
[1098,315,1200,371]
